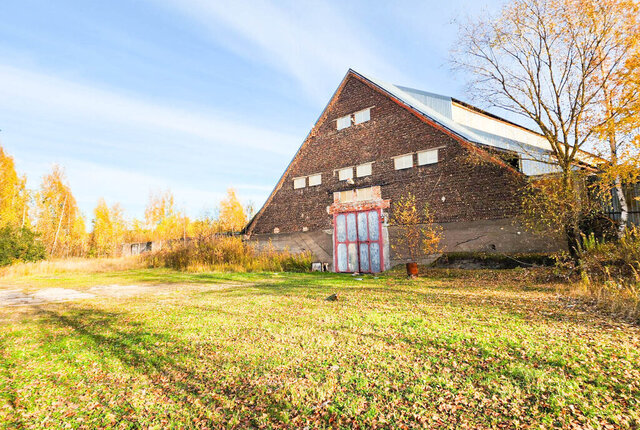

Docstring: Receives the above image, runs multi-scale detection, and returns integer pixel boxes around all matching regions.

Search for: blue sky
[0,0,503,220]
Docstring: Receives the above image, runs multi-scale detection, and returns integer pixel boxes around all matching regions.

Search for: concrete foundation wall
[438,218,564,253]
[389,218,564,268]
[249,229,334,267]
[249,217,564,272]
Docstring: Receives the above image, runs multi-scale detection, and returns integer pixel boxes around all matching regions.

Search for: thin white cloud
[154,0,407,103]
[0,64,298,156]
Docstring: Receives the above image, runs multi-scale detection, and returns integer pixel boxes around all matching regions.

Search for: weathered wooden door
[334,209,383,273]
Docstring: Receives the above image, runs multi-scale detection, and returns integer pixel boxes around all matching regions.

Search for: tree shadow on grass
[35,305,300,428]
[0,336,25,429]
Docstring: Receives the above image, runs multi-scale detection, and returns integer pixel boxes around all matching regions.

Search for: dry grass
[146,236,312,273]
[572,228,640,322]
[565,278,640,322]
[0,256,145,278]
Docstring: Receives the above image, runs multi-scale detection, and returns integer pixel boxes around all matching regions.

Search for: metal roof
[395,86,453,119]
[353,70,562,175]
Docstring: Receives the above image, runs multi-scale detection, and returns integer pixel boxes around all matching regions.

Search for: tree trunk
[561,172,581,262]
[51,195,67,256]
[566,224,580,262]
[614,178,628,236]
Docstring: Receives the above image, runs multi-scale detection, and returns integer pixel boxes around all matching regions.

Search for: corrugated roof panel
[450,102,551,151]
[521,157,563,176]
[395,86,453,119]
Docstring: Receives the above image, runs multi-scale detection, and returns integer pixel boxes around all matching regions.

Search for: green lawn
[1,269,639,429]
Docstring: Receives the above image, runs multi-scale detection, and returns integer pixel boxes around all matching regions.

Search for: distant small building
[245,69,600,273]
[121,241,162,256]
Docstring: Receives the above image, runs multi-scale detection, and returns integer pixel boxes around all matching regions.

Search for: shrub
[146,236,312,272]
[578,226,640,321]
[389,192,442,262]
[0,225,46,266]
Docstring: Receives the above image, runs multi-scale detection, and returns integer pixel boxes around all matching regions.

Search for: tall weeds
[145,236,312,272]
[0,256,144,278]
[578,227,640,321]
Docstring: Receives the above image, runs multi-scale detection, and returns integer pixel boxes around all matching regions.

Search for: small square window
[308,174,322,186]
[337,115,351,130]
[293,177,306,189]
[354,108,370,125]
[356,163,372,177]
[417,149,438,166]
[394,154,413,170]
[338,167,353,181]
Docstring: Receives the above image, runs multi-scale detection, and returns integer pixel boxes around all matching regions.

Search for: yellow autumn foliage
[389,192,442,262]
[89,198,127,257]
[35,165,86,257]
[144,190,189,241]
[219,188,247,233]
[0,145,29,228]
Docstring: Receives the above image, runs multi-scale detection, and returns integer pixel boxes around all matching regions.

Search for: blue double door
[333,209,383,273]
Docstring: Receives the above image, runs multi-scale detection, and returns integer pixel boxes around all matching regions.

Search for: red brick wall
[250,75,526,235]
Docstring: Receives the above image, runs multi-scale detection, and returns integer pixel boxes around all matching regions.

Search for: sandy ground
[0,284,154,307]
[0,282,247,307]
[88,284,155,298]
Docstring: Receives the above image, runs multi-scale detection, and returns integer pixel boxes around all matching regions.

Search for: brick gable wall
[249,75,526,235]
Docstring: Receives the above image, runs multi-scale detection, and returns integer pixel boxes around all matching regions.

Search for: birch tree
[89,198,127,257]
[35,165,86,257]
[593,39,640,234]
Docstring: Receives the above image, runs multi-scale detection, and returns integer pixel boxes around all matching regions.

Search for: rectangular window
[308,173,322,186]
[355,187,373,201]
[293,177,306,189]
[337,115,351,130]
[338,167,353,181]
[356,163,372,177]
[334,187,375,203]
[335,190,354,203]
[393,154,413,170]
[354,108,371,125]
[417,149,438,166]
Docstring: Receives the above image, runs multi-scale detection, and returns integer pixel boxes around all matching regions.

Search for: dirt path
[0,282,246,307]
[0,284,155,307]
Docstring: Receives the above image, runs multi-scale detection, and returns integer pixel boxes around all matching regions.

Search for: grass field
[1,268,639,429]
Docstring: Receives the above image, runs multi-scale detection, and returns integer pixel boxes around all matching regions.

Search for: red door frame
[333,208,384,273]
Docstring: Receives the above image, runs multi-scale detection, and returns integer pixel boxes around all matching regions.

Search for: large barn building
[245,69,575,273]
